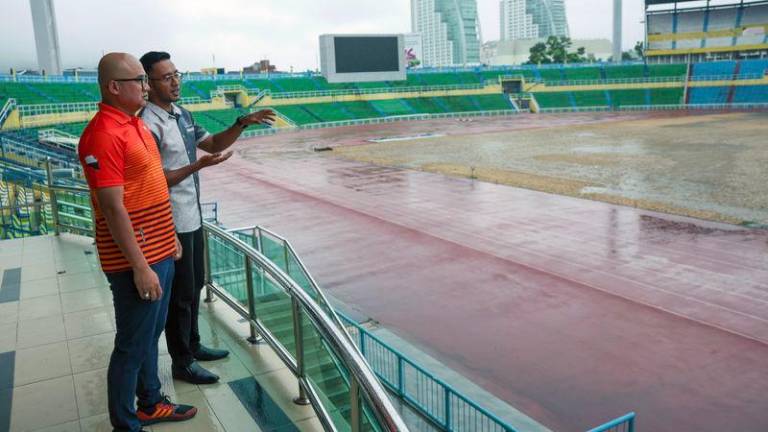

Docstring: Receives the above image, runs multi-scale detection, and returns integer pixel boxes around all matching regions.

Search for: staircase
[254,293,376,430]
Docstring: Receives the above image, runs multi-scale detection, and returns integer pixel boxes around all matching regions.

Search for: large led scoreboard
[320,34,406,83]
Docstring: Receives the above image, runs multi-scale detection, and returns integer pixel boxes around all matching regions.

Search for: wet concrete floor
[200,113,768,432]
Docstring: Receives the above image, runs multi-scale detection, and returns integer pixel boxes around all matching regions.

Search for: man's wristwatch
[235,115,248,129]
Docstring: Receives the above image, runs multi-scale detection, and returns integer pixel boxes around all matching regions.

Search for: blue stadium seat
[692,61,736,78]
[688,86,730,104]
[732,85,768,103]
[738,59,768,77]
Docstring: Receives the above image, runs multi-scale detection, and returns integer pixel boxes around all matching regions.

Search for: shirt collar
[145,101,182,122]
[98,102,135,125]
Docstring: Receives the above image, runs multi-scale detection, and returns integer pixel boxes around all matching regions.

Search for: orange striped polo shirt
[78,103,176,273]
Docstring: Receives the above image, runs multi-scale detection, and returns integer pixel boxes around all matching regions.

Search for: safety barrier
[18,101,98,117]
[340,314,518,432]
[0,98,16,127]
[240,109,519,138]
[537,102,768,113]
[527,73,765,87]
[298,110,519,130]
[268,83,486,99]
[586,412,635,432]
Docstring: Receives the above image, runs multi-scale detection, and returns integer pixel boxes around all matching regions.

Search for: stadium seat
[693,61,736,78]
[689,86,730,104]
[732,85,768,103]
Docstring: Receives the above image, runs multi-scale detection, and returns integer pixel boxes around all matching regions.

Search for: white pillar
[613,0,623,63]
[29,0,62,75]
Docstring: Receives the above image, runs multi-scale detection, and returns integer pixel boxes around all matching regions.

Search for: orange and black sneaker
[136,396,197,425]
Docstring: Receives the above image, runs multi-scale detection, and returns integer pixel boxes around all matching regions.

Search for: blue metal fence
[586,412,636,432]
[339,312,518,432]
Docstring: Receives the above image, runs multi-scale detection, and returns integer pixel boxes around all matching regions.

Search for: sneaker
[137,395,197,425]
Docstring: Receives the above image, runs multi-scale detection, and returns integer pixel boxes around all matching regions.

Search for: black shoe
[172,362,219,384]
[193,345,230,361]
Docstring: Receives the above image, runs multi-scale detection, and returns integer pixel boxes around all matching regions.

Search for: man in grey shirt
[140,51,275,384]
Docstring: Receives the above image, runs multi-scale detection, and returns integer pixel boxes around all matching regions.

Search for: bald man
[78,52,196,432]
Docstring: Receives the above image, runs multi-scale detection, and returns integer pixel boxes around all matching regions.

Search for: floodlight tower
[612,0,622,63]
[29,0,62,75]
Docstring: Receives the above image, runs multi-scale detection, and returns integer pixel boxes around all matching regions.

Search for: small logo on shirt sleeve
[84,155,99,170]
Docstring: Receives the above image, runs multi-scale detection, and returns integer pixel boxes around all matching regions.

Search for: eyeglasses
[149,72,183,84]
[113,75,148,85]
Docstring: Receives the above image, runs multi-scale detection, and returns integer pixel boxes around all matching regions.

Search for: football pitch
[332,111,768,226]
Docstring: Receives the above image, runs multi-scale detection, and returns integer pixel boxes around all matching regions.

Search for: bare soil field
[332,112,768,225]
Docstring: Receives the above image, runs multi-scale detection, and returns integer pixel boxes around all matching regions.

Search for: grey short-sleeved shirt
[141,102,211,233]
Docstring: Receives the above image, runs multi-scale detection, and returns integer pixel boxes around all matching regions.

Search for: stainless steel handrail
[204,221,409,432]
[226,224,350,338]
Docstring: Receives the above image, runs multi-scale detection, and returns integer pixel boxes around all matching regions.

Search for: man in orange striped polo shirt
[78,53,197,432]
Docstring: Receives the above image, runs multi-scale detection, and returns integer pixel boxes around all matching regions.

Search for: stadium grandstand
[1,53,767,432]
[5,1,768,431]
[645,0,768,63]
[2,59,768,137]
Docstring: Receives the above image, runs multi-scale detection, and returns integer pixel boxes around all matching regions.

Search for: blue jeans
[106,257,174,432]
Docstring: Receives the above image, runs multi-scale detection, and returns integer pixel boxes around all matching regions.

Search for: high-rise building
[411,0,482,67]
[500,0,570,41]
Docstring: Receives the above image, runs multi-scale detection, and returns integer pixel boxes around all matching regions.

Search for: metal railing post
[283,239,290,276]
[244,255,261,344]
[45,159,60,236]
[292,296,310,405]
[444,387,452,430]
[350,378,361,432]
[203,232,214,303]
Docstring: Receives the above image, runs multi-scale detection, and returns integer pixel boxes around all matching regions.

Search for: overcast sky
[1,0,646,72]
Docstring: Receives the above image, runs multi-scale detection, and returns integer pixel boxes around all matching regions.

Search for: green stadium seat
[340,102,383,119]
[610,90,647,107]
[538,68,565,82]
[572,91,608,107]
[369,99,414,116]
[605,65,646,80]
[647,64,687,78]
[533,92,572,109]
[650,88,684,105]
[563,67,602,81]
[404,98,447,113]
[471,95,514,110]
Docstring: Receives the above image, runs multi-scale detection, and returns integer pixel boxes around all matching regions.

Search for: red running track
[200,114,768,432]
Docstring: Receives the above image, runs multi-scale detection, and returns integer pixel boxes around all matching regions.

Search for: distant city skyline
[500,0,570,41]
[0,0,647,73]
[411,0,482,66]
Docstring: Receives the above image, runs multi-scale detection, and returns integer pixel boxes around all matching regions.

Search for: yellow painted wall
[1,109,21,130]
[528,77,768,93]
[689,78,768,88]
[21,111,95,128]
[182,98,229,112]
[647,43,768,56]
[11,99,230,129]
[529,97,540,113]
[528,81,684,93]
[647,24,768,42]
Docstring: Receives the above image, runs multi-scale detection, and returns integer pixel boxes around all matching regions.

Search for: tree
[527,36,588,65]
[528,42,550,65]
[607,42,645,62]
[634,41,644,59]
